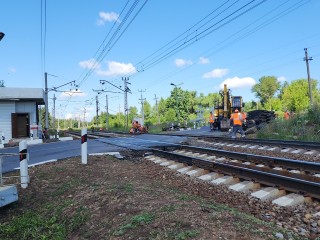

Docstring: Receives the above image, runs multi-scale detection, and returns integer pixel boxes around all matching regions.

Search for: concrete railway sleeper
[150,149,320,201]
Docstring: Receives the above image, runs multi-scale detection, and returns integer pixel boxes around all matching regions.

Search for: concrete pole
[106,95,109,130]
[19,140,29,188]
[45,72,49,130]
[81,128,87,164]
[53,94,56,129]
[304,48,313,106]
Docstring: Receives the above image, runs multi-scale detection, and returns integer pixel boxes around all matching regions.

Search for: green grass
[257,104,320,141]
[0,211,66,240]
[114,213,155,236]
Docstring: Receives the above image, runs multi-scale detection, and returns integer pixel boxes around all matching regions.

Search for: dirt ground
[0,153,308,240]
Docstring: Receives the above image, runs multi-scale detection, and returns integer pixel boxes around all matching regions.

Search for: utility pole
[304,48,313,106]
[138,89,146,124]
[154,94,160,124]
[52,94,56,129]
[123,77,131,129]
[78,113,81,129]
[95,95,99,127]
[83,107,87,128]
[106,95,109,130]
[45,72,49,129]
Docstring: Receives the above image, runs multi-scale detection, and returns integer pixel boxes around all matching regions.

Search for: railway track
[65,130,320,203]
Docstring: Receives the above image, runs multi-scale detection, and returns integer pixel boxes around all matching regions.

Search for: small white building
[0,87,45,143]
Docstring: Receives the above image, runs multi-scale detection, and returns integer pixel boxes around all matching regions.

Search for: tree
[281,79,319,112]
[251,76,281,110]
[0,80,4,87]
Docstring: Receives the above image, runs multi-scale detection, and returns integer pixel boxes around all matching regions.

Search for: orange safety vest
[284,111,290,120]
[209,114,214,123]
[230,113,242,125]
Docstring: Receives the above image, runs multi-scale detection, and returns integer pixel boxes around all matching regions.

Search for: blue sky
[1,0,320,122]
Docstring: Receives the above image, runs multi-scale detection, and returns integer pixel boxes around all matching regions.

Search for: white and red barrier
[81,128,87,164]
[19,140,29,188]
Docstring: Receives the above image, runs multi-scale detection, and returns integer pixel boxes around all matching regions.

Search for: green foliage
[251,76,280,109]
[257,104,320,141]
[114,213,154,236]
[280,79,320,112]
[0,211,66,240]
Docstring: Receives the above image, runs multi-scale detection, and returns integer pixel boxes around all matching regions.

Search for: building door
[11,113,30,138]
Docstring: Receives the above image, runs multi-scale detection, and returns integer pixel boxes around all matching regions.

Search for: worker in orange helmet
[284,110,290,120]
[230,108,245,138]
[209,111,215,131]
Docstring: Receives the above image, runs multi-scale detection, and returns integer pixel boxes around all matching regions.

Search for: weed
[70,206,89,231]
[0,211,66,240]
[114,212,154,236]
[161,204,176,212]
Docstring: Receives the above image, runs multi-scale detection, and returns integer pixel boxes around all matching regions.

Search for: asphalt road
[0,134,189,173]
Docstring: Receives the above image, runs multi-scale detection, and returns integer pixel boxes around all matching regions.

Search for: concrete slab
[304,150,319,156]
[206,156,216,160]
[159,160,176,166]
[226,144,235,147]
[291,149,307,154]
[198,154,208,158]
[248,145,259,149]
[281,148,293,153]
[273,167,283,171]
[26,139,43,145]
[251,187,285,201]
[256,164,265,168]
[272,193,305,207]
[289,170,302,174]
[0,185,18,207]
[229,181,260,192]
[198,172,222,181]
[177,166,196,174]
[230,160,240,163]
[211,176,239,185]
[314,174,320,178]
[266,147,280,151]
[168,163,185,170]
[144,155,156,160]
[153,158,166,164]
[240,144,251,148]
[242,162,251,165]
[215,157,226,161]
[185,168,209,177]
[258,146,269,150]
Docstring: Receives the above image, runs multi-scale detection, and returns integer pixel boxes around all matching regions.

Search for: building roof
[0,87,45,104]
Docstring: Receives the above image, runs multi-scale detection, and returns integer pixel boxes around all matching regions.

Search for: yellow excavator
[213,84,244,131]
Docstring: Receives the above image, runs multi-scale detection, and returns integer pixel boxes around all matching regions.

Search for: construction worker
[230,109,245,138]
[284,110,290,120]
[209,111,215,131]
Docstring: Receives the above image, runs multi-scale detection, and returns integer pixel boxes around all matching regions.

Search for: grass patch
[160,204,176,212]
[114,212,154,236]
[0,211,66,240]
[150,229,200,240]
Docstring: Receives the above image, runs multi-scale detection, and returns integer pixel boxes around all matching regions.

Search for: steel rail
[161,132,320,151]
[65,130,320,198]
[178,145,320,173]
[151,149,320,199]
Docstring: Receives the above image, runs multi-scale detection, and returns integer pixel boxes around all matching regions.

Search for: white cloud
[277,76,286,82]
[175,58,193,67]
[96,61,136,76]
[198,57,210,64]
[79,59,100,70]
[8,67,16,73]
[65,113,73,120]
[203,68,229,78]
[59,89,87,98]
[219,76,256,89]
[97,11,119,25]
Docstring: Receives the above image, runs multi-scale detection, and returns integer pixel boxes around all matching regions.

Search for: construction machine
[213,84,244,131]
